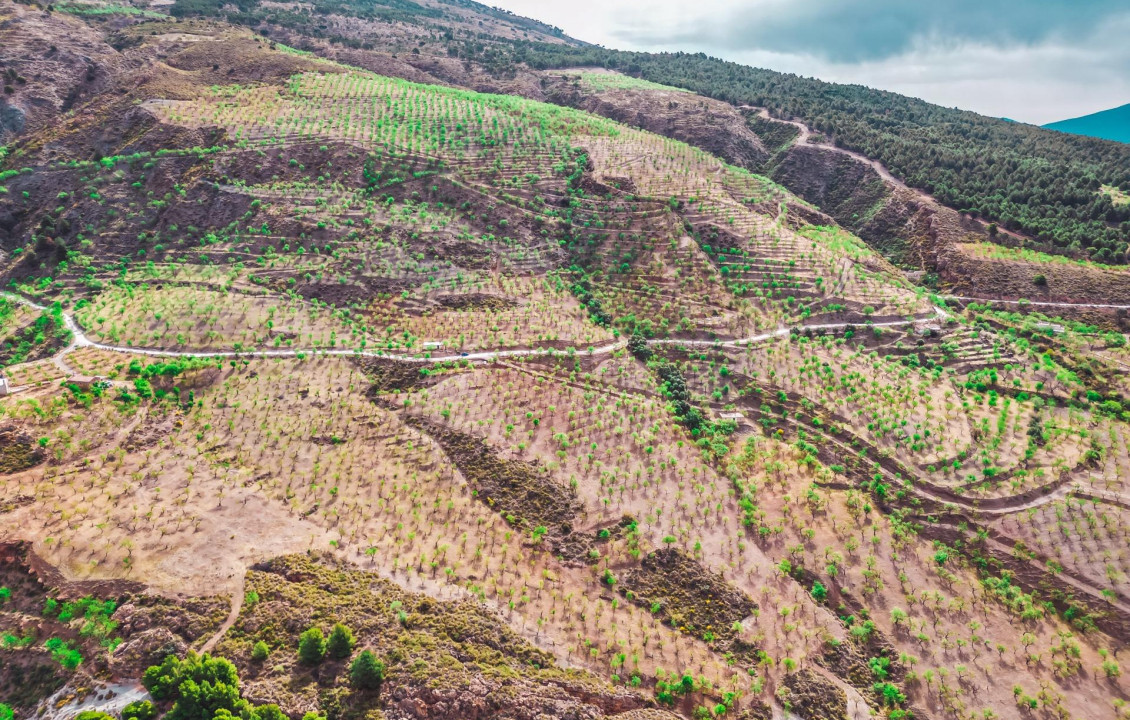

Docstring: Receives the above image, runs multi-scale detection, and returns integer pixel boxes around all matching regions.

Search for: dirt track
[744,107,1033,245]
[0,291,952,364]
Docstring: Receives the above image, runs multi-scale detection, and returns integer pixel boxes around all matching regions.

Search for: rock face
[0,424,46,474]
[781,669,849,720]
[386,677,645,720]
[109,627,189,676]
[618,549,759,661]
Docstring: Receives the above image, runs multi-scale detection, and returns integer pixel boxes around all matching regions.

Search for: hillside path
[742,106,1033,244]
[0,292,949,365]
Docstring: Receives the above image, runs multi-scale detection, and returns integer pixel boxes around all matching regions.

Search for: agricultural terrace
[572,70,693,95]
[3,35,1125,720]
[74,283,365,352]
[957,241,1130,271]
[0,354,785,710]
[146,71,621,155]
[2,341,1124,719]
[136,67,931,344]
[678,317,1105,504]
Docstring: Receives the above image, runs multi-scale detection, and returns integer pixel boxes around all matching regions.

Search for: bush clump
[142,652,286,720]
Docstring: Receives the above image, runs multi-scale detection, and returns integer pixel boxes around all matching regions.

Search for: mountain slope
[1044,103,1130,144]
[535,70,1130,315]
[4,5,1130,720]
[513,46,1130,263]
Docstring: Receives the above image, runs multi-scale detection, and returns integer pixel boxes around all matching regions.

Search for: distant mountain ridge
[1044,103,1130,144]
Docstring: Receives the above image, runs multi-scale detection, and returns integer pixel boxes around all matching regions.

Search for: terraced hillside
[533,69,1130,326]
[2,4,1130,720]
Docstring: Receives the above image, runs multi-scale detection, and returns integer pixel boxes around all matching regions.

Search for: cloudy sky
[488,0,1130,125]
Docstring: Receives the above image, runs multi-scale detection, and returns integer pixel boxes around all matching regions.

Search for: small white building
[422,341,445,350]
[0,375,8,397]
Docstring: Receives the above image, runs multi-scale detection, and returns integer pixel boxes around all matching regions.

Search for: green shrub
[349,649,385,691]
[122,700,156,720]
[44,637,83,669]
[298,627,326,665]
[326,623,354,660]
[874,681,906,707]
[868,656,891,680]
[810,582,827,602]
[141,652,284,720]
[627,332,651,360]
[256,706,286,720]
[251,641,270,662]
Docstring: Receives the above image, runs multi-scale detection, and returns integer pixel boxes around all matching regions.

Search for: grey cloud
[613,0,1130,63]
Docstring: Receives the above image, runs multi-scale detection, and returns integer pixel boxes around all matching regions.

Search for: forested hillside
[167,0,572,48]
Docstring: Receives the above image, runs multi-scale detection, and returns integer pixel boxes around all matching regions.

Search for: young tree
[251,641,271,662]
[326,623,355,660]
[810,581,827,603]
[350,649,386,691]
[298,627,327,665]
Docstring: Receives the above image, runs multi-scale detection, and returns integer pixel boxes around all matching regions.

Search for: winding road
[747,107,908,189]
[742,107,1036,245]
[5,289,1129,374]
[0,292,953,366]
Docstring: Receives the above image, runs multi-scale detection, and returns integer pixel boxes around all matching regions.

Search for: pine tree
[298,627,326,665]
[350,650,385,691]
[326,623,355,660]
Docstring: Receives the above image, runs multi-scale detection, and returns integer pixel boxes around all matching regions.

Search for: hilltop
[1045,103,1130,145]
